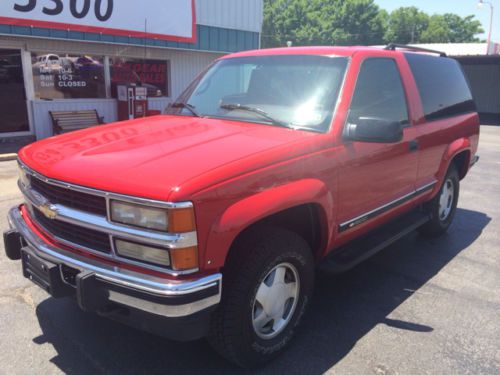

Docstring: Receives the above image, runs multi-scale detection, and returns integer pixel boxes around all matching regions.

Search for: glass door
[0,49,29,134]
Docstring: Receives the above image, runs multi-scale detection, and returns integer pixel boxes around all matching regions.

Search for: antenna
[144,18,148,63]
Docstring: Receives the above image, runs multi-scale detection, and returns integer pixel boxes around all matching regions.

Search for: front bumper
[5,206,222,340]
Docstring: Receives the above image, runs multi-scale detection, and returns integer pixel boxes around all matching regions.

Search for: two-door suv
[4,44,479,367]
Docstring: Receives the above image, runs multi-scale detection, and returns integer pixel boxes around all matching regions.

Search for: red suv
[4,44,479,367]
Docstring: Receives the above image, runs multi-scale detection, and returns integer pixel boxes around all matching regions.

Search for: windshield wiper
[171,102,202,117]
[219,103,290,128]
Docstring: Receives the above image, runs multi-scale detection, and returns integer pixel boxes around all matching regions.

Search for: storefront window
[0,49,29,133]
[110,58,169,98]
[31,52,106,99]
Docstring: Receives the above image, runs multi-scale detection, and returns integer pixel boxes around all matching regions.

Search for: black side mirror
[344,117,403,143]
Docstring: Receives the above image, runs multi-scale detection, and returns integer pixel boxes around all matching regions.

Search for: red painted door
[336,57,419,238]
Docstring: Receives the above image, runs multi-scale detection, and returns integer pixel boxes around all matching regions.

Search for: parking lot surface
[0,126,499,375]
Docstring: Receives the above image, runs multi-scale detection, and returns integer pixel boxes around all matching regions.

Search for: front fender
[204,179,333,268]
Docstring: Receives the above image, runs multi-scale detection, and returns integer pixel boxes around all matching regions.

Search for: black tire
[418,164,460,237]
[208,227,314,368]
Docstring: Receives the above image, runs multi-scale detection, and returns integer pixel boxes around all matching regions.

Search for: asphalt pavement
[0,126,499,374]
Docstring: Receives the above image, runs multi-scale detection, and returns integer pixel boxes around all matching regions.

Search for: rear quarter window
[405,53,476,121]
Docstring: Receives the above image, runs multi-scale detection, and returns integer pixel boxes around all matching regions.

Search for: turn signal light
[168,207,196,233]
[170,246,198,271]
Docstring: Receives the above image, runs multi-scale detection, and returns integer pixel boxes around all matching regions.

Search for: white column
[104,55,112,99]
[21,48,36,136]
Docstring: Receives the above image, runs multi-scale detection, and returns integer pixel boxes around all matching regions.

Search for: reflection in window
[110,58,169,98]
[348,58,409,125]
[169,55,348,132]
[31,52,106,99]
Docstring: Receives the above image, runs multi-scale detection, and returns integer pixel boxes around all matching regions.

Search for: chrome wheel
[438,178,454,221]
[252,262,300,339]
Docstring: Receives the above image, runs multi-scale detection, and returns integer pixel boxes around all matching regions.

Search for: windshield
[168,55,349,132]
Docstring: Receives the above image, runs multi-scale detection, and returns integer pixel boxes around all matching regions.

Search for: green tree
[442,13,484,42]
[384,6,429,44]
[316,0,386,45]
[261,1,485,47]
[420,14,484,43]
[421,15,451,43]
[384,7,484,44]
[262,0,385,48]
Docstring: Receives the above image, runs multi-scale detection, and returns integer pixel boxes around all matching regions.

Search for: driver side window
[348,58,409,125]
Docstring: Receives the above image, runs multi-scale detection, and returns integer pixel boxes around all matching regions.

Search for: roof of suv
[221,45,448,60]
[221,46,390,59]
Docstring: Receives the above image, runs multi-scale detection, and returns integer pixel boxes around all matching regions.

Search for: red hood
[19,115,318,201]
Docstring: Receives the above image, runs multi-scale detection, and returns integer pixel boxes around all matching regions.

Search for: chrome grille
[33,207,111,254]
[31,176,107,216]
[19,161,198,275]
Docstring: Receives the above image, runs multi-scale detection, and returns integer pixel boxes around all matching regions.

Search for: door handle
[409,140,419,152]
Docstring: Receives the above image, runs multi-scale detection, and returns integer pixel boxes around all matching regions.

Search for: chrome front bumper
[7,206,222,319]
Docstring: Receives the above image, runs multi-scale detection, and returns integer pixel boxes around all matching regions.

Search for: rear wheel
[419,165,460,237]
[208,227,314,368]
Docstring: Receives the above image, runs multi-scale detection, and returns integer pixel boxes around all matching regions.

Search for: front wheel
[419,165,460,237]
[208,227,314,368]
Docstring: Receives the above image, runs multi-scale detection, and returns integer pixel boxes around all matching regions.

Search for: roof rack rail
[384,43,447,57]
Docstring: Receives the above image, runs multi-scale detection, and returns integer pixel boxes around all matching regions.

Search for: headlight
[110,200,196,233]
[110,200,168,231]
[115,239,170,267]
[110,200,198,270]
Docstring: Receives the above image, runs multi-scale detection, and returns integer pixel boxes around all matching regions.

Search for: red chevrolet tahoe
[4,45,479,367]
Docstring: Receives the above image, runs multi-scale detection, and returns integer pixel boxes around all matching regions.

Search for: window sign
[110,58,169,98]
[32,52,106,99]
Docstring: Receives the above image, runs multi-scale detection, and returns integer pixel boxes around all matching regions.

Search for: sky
[374,0,499,43]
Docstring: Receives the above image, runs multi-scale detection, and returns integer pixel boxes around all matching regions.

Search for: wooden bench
[49,110,104,135]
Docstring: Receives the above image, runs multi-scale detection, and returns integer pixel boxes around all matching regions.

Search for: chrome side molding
[339,181,437,232]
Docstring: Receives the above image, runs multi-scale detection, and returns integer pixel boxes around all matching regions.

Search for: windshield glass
[168,55,349,132]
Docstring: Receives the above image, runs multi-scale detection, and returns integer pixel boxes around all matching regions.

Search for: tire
[208,227,314,368]
[418,164,460,237]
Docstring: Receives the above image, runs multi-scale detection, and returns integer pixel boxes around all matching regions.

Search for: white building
[407,42,500,56]
[0,0,263,142]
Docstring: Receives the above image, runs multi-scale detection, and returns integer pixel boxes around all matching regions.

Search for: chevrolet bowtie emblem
[38,204,58,220]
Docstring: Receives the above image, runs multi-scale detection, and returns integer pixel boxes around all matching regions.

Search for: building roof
[411,42,500,56]
[407,43,490,56]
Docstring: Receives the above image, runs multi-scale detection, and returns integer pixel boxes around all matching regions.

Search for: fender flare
[203,178,333,268]
[436,138,471,187]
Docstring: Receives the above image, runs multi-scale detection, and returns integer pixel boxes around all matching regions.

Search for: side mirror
[344,117,403,143]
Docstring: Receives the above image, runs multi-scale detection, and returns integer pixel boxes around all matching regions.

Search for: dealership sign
[0,0,196,43]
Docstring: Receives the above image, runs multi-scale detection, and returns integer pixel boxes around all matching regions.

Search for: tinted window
[348,58,409,125]
[168,55,349,132]
[405,53,475,121]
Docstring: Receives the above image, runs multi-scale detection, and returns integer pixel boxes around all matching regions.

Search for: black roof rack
[384,43,447,57]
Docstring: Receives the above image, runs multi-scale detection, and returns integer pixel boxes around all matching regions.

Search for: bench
[49,110,104,135]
